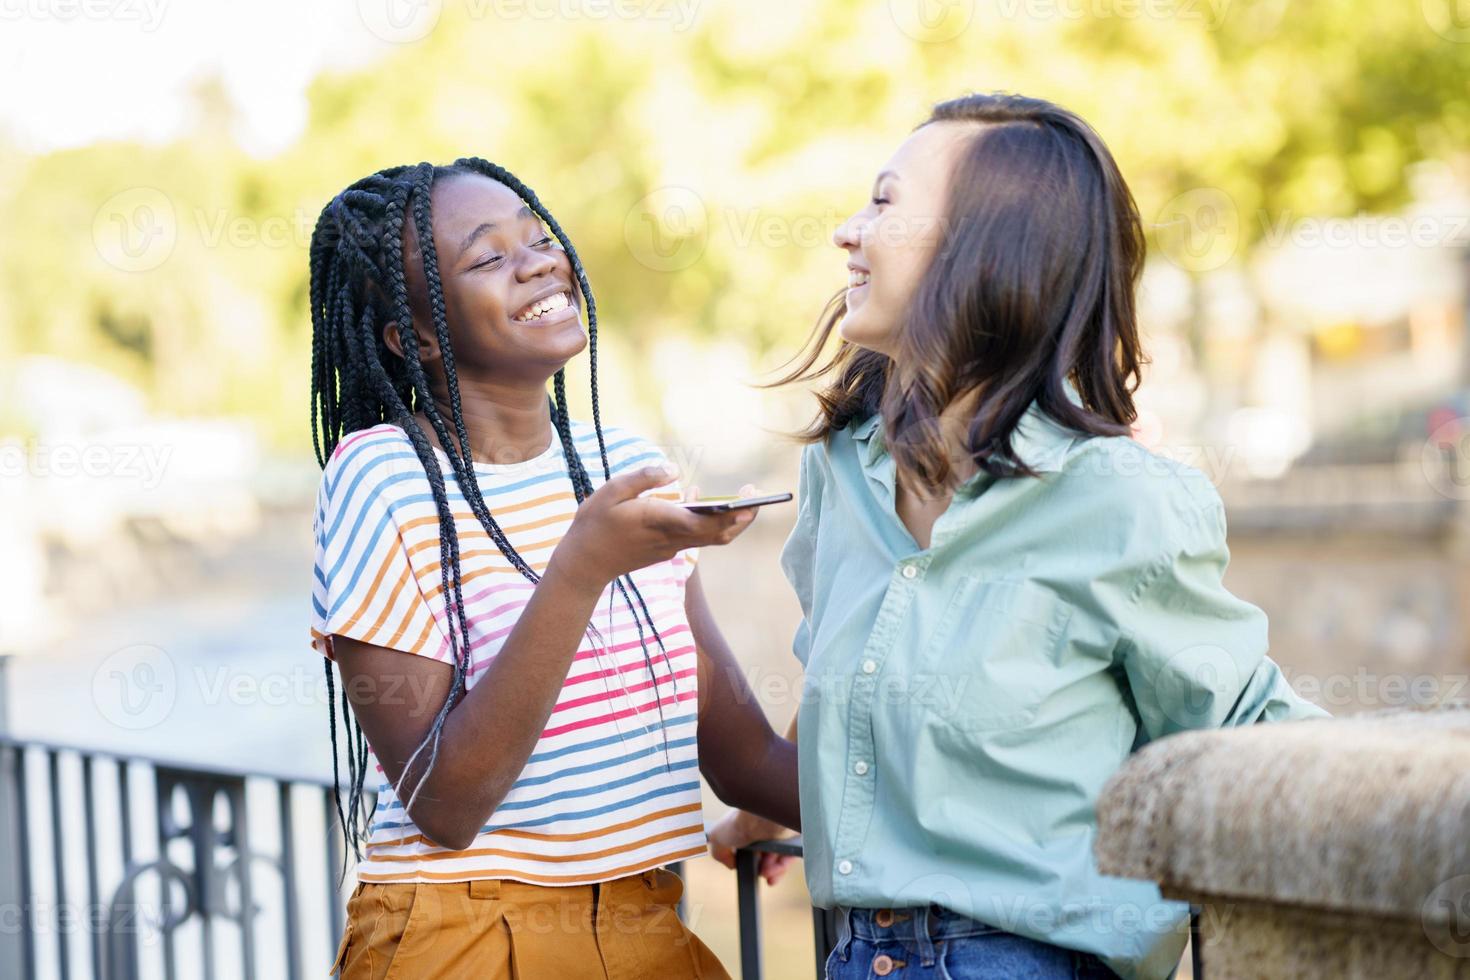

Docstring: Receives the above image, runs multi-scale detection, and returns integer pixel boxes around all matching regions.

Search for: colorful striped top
[309,419,704,885]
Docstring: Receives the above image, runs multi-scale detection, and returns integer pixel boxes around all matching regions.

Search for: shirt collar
[851,380,1083,476]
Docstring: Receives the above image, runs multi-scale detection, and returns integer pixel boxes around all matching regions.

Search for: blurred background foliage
[2,0,1466,450]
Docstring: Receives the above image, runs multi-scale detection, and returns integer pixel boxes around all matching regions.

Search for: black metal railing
[0,734,348,980]
[732,838,836,980]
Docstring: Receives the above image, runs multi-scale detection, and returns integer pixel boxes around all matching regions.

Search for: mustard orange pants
[329,867,731,979]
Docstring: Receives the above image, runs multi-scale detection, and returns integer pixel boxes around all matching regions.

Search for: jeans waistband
[831,903,1002,967]
[845,904,1000,942]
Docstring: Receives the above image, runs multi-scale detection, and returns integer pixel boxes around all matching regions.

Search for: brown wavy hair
[769,92,1148,488]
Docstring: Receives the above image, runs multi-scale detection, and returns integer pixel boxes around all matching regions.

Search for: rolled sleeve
[1118,479,1329,743]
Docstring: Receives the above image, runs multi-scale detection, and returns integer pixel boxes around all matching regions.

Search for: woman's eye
[871,197,890,207]
[471,255,503,270]
[534,236,554,248]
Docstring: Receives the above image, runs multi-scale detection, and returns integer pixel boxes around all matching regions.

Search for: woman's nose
[517,245,558,281]
[833,210,866,250]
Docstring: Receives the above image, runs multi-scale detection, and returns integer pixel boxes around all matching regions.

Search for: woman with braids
[307,159,796,979]
[709,93,1328,979]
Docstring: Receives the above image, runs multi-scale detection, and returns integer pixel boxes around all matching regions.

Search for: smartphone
[678,492,793,514]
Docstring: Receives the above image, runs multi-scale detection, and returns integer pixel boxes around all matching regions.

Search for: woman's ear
[381,319,441,364]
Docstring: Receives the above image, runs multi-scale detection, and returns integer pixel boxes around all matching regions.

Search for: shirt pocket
[922,575,1073,731]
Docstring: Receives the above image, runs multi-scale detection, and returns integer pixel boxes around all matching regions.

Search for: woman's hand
[707,808,798,886]
[551,465,756,594]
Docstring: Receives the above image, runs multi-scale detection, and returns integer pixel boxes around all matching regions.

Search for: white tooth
[515,293,570,322]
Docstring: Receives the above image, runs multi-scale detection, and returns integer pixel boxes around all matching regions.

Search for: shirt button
[838,859,854,875]
[861,659,877,674]
[854,760,870,775]
[901,564,918,579]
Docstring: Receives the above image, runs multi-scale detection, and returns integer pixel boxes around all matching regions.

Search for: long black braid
[309,161,675,883]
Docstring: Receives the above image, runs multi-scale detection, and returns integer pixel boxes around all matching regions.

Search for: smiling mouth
[511,291,573,323]
[848,270,870,289]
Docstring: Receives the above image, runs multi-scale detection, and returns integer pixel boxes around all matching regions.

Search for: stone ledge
[1094,706,1470,925]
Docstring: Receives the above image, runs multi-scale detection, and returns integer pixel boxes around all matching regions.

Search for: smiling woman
[306,160,798,979]
[714,92,1330,980]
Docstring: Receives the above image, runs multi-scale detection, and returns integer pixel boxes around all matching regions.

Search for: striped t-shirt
[309,419,704,885]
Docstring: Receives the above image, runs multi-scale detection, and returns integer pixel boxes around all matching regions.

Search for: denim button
[873,954,896,976]
[874,908,894,927]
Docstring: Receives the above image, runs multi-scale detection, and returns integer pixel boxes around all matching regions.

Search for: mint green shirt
[781,392,1328,980]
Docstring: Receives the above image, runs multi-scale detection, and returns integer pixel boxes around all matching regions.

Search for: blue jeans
[824,905,1117,979]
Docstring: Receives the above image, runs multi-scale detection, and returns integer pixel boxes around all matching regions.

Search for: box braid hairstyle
[309,159,675,880]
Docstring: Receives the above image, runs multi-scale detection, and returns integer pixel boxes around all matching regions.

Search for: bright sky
[0,0,399,156]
